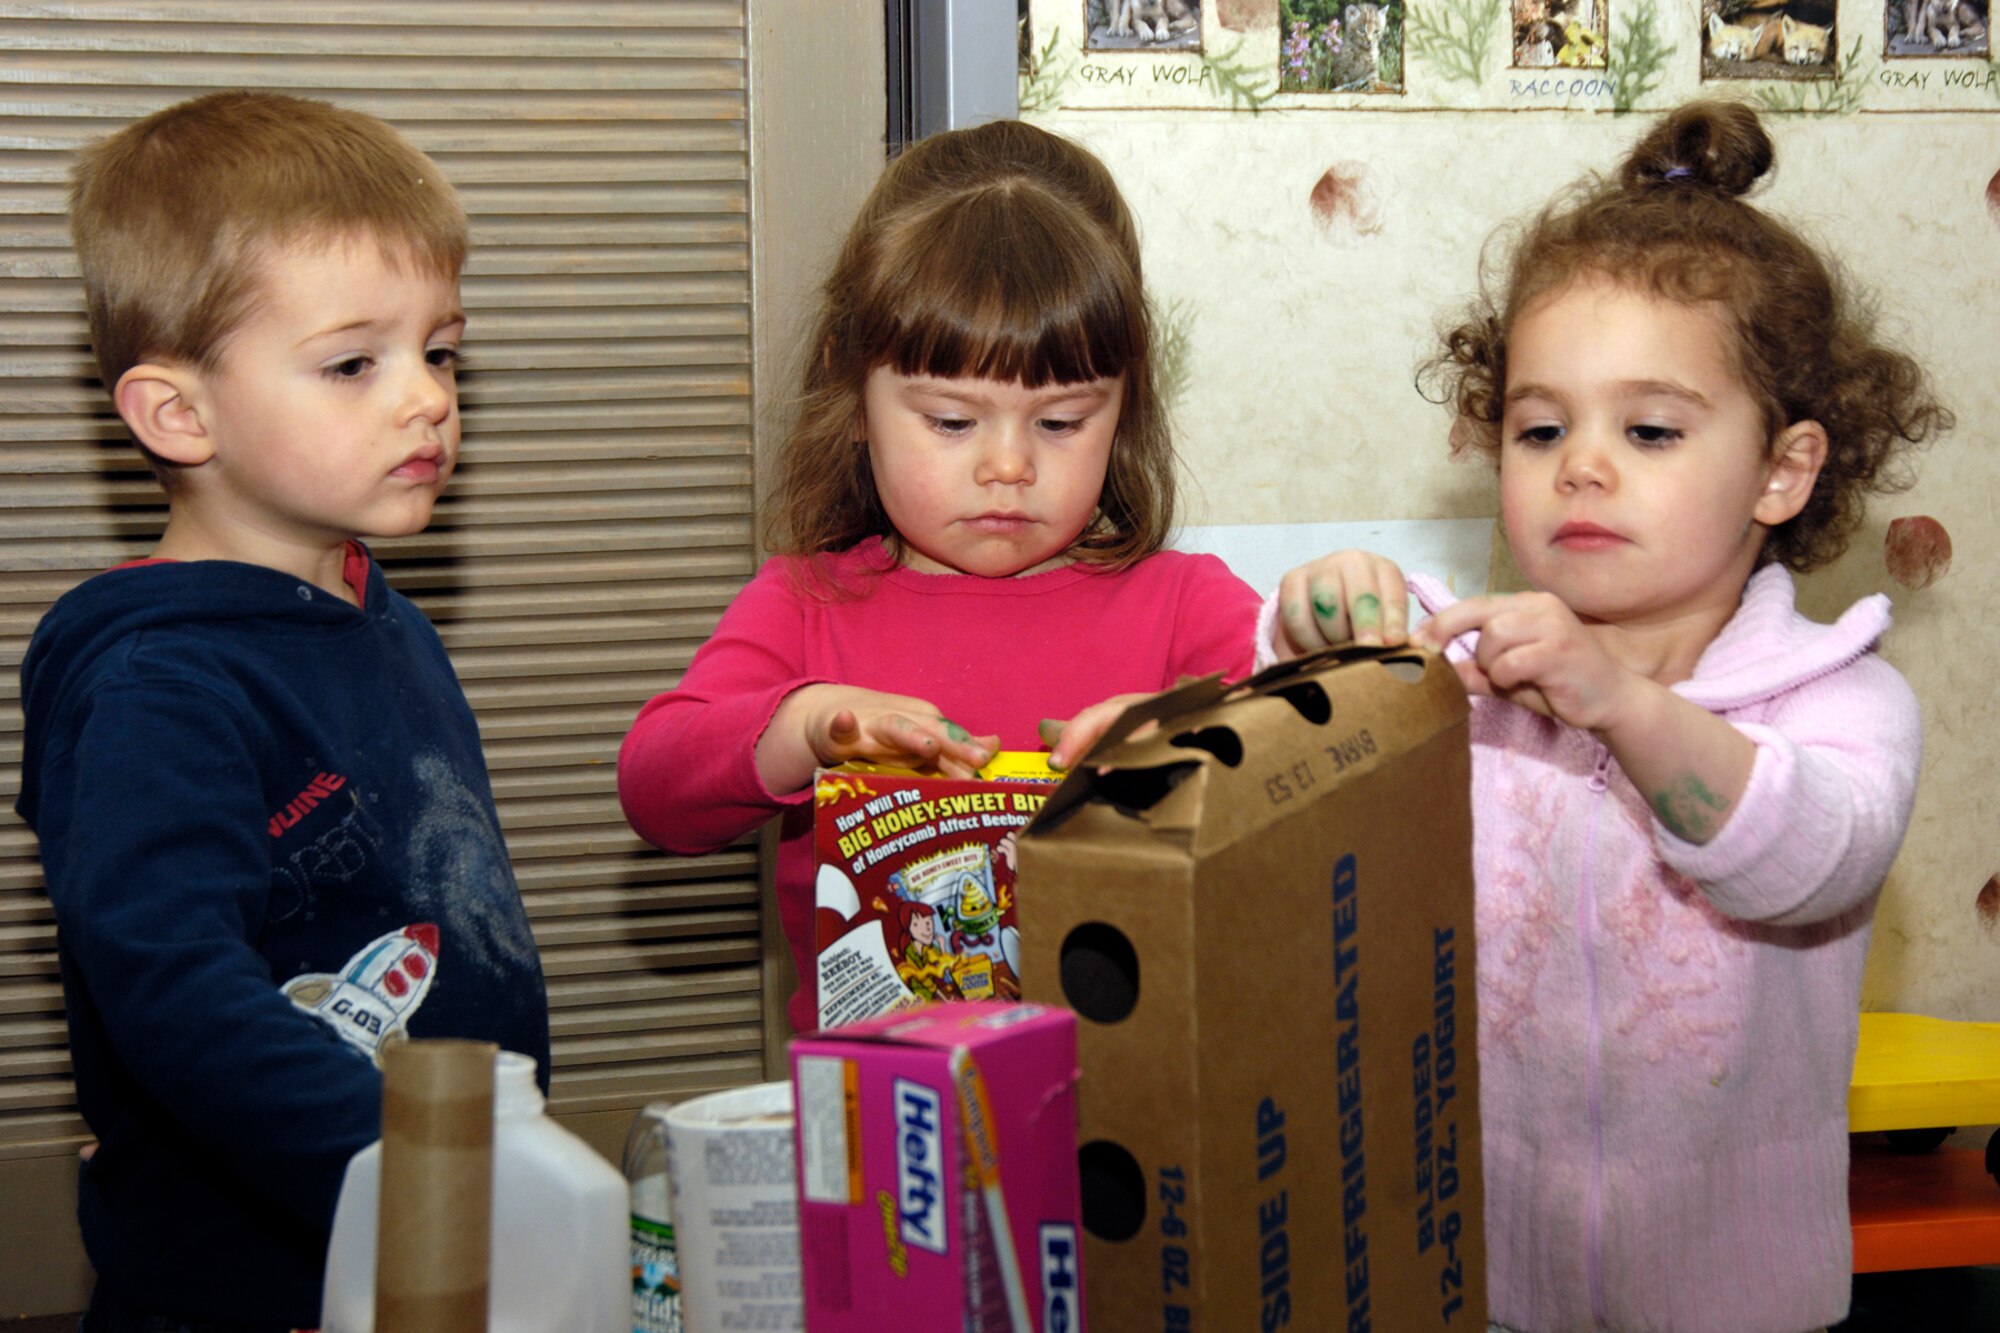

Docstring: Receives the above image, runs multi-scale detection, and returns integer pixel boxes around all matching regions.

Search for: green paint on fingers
[938,717,972,744]
[1351,593,1382,628]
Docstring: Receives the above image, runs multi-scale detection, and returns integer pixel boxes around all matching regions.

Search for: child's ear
[113,363,214,467]
[1755,420,1828,526]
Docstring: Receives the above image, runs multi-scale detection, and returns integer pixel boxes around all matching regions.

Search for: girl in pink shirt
[1270,102,1950,1332]
[619,120,1260,1034]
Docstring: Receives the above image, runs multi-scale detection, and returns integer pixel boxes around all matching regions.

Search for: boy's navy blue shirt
[16,549,550,1326]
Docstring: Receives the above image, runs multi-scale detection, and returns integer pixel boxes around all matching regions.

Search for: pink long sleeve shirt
[1395,565,1919,1333]
[619,536,1261,1033]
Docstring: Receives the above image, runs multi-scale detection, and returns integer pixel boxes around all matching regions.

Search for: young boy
[14,92,550,1331]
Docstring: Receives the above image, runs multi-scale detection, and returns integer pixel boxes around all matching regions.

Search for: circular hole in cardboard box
[1079,1138,1147,1242]
[1060,921,1140,1024]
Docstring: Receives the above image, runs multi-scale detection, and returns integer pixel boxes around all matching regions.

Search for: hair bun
[1618,100,1772,198]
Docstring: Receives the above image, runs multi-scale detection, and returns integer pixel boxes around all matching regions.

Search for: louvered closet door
[0,0,766,1199]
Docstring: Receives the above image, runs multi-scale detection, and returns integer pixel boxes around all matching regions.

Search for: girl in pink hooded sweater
[1266,102,1950,1332]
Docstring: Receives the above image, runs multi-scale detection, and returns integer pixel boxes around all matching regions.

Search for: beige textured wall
[748,0,887,1066]
[1023,2,2000,1020]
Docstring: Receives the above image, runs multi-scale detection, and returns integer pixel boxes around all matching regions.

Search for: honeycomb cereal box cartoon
[811,754,1056,1031]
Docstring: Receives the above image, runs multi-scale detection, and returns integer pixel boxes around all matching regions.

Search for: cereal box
[812,754,1057,1031]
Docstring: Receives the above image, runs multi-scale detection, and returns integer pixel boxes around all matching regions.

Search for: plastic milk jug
[322,1051,629,1332]
[622,1103,682,1333]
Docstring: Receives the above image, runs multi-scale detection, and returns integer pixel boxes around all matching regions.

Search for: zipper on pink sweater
[1583,747,1610,1326]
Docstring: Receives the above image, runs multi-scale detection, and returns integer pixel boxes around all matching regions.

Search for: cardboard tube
[376,1039,494,1333]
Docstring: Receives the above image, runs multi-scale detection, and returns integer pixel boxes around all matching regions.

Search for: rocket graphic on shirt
[282,923,440,1063]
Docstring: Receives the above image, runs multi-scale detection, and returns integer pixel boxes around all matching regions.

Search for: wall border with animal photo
[1028,0,1997,112]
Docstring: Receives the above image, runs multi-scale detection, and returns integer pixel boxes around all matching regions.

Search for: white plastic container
[323,1051,628,1333]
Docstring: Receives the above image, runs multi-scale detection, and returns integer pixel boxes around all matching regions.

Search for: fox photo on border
[1280,0,1406,92]
[1700,0,1838,78]
[1087,0,1205,50]
[1884,0,1989,56]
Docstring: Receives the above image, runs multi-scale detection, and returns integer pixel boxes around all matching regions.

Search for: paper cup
[665,1081,804,1333]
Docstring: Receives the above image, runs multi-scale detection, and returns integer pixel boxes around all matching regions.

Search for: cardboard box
[1016,647,1483,1332]
[790,1000,1085,1333]
[812,756,1058,1030]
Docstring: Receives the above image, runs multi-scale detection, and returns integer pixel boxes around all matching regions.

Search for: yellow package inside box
[1017,645,1484,1332]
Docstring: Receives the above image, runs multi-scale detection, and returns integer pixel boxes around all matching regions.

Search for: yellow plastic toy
[1847,1011,2000,1273]
[1849,1010,2000,1156]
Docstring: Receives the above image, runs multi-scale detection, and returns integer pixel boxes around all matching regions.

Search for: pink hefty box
[790,1001,1085,1333]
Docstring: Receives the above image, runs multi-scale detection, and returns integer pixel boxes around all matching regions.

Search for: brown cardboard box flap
[1033,645,1466,857]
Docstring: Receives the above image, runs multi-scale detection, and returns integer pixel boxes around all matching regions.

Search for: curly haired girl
[1271,100,1950,1333]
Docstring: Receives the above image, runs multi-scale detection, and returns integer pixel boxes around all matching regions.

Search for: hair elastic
[1663,166,1694,181]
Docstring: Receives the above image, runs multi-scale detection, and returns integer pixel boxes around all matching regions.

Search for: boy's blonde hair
[69,91,466,396]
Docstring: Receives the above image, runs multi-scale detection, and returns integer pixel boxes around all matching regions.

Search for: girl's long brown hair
[767,120,1175,578]
[1423,100,1950,572]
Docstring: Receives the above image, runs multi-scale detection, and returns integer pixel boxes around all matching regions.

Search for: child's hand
[1275,550,1410,658]
[785,684,998,780]
[1413,591,1637,731]
[1039,692,1155,771]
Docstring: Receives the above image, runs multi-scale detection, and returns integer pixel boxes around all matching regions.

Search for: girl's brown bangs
[866,191,1142,387]
[886,294,1136,387]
